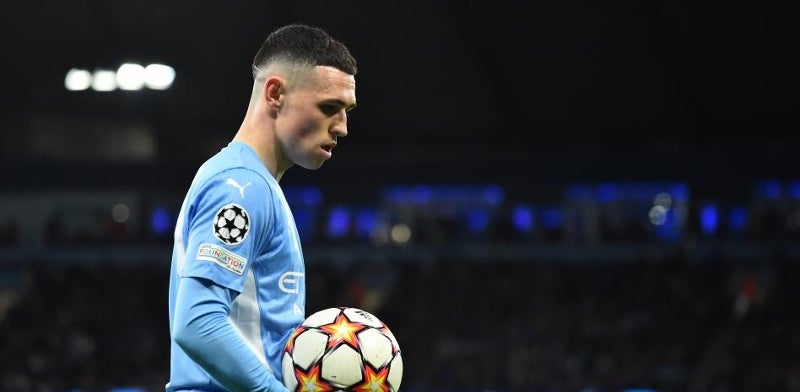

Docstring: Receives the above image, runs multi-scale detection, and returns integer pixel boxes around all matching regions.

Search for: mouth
[321,143,336,154]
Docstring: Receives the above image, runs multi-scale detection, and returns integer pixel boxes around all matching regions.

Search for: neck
[233,109,290,182]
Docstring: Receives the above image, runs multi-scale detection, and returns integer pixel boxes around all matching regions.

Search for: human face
[275,66,356,170]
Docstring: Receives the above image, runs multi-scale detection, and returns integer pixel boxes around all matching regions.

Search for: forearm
[173,277,286,392]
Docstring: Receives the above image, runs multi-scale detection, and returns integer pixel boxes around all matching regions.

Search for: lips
[321,143,336,153]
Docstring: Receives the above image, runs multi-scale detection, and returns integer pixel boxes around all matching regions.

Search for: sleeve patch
[213,203,250,245]
[197,243,248,275]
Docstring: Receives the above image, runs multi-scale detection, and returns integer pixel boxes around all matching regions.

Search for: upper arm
[180,169,274,292]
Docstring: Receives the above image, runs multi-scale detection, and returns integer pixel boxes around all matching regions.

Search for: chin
[292,151,329,170]
[299,160,326,170]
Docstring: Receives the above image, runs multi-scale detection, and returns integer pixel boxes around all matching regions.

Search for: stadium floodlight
[116,63,146,91]
[66,62,176,92]
[65,68,92,91]
[144,63,175,90]
[92,69,117,91]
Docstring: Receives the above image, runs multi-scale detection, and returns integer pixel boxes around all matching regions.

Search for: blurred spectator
[1,252,798,391]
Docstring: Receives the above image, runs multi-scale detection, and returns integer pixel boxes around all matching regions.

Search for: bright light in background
[65,63,175,92]
[653,192,672,209]
[390,223,411,244]
[512,205,534,233]
[64,68,92,91]
[150,207,171,236]
[648,205,668,226]
[116,63,146,90]
[326,207,350,239]
[111,203,130,223]
[700,204,719,235]
[144,63,175,90]
[92,69,117,91]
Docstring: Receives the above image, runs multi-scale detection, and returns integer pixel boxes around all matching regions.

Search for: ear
[262,76,284,110]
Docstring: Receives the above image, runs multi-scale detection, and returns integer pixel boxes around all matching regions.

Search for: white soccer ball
[282,307,403,392]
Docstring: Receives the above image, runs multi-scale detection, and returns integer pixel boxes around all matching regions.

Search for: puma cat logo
[225,178,252,198]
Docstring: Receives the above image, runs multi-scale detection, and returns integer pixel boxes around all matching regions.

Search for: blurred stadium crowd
[0,252,798,391]
[0,177,799,391]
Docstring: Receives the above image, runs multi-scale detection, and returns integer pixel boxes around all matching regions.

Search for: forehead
[301,66,357,104]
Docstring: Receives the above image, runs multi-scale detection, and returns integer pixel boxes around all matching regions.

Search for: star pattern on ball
[355,366,391,392]
[320,311,367,350]
[285,326,306,354]
[283,307,402,392]
[294,364,334,392]
[380,326,401,355]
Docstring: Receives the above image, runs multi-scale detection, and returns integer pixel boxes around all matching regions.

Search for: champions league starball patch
[213,203,250,245]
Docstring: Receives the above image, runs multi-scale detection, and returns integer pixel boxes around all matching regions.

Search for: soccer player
[166,24,357,391]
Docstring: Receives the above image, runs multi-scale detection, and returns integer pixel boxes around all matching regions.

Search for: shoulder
[185,144,282,219]
[192,145,275,199]
[185,167,275,245]
[196,167,273,206]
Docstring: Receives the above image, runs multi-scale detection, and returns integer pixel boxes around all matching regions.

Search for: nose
[331,110,348,137]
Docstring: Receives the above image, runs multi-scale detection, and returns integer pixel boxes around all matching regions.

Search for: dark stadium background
[1,1,798,391]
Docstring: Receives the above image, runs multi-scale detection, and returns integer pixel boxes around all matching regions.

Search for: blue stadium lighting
[483,185,505,206]
[593,182,689,203]
[412,185,432,204]
[327,207,350,238]
[789,180,800,200]
[621,183,653,199]
[150,207,171,236]
[354,209,377,238]
[512,205,535,233]
[757,179,782,200]
[439,186,462,203]
[467,209,490,233]
[284,186,322,206]
[383,185,409,203]
[655,216,680,242]
[700,204,719,235]
[670,183,690,202]
[596,183,618,202]
[540,208,562,229]
[728,207,747,233]
[301,187,322,206]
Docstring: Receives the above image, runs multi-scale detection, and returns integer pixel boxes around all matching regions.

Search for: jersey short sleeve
[180,168,273,293]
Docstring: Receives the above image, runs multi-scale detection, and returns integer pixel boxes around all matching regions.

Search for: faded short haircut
[251,24,357,79]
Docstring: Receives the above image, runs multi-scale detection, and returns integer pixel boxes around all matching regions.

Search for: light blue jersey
[167,141,305,391]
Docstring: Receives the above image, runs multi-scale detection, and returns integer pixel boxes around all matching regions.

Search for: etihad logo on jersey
[279,271,305,294]
[197,243,247,275]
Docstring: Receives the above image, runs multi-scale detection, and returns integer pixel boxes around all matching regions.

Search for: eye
[319,103,340,117]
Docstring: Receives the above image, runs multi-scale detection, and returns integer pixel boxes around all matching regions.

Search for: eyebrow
[323,99,357,112]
